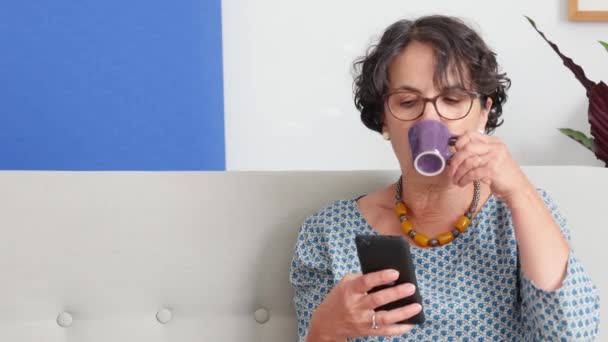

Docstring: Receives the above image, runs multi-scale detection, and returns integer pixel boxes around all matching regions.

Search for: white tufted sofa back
[0,166,605,341]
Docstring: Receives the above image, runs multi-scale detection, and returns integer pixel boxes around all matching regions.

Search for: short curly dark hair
[353,15,511,134]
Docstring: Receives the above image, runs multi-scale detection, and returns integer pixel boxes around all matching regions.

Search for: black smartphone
[355,234,425,324]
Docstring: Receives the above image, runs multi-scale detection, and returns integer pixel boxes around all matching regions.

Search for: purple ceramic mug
[408,120,455,176]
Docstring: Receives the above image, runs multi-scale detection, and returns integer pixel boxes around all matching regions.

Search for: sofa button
[156,308,173,324]
[254,308,270,324]
[56,311,73,327]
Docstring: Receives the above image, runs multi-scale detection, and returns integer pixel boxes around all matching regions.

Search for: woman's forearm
[505,181,570,291]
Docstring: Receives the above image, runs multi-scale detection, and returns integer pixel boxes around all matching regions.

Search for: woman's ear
[479,96,492,131]
[381,124,390,140]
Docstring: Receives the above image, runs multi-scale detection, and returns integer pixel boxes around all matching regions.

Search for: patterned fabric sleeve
[519,189,600,341]
[289,219,334,342]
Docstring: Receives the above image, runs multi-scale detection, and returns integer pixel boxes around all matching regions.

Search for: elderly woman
[289,15,600,341]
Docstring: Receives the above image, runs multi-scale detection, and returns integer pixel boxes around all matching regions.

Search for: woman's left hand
[447,130,532,201]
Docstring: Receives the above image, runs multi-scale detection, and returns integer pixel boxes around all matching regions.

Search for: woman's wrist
[307,312,342,342]
[501,181,536,211]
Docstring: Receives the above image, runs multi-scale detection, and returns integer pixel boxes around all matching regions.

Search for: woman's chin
[405,168,453,184]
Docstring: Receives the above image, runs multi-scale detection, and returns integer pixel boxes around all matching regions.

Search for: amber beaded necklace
[395,176,481,247]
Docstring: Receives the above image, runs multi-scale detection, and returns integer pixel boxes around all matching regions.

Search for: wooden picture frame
[568,0,608,21]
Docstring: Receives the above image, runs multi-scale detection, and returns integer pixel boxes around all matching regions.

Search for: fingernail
[388,270,399,278]
[404,283,416,293]
[448,137,458,146]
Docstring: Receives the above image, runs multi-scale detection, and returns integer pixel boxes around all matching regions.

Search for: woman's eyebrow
[440,85,467,92]
[393,84,422,92]
[392,84,465,93]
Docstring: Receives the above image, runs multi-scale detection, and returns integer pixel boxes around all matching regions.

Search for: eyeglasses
[384,89,481,121]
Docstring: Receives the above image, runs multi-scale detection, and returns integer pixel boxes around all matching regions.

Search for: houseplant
[526,16,608,167]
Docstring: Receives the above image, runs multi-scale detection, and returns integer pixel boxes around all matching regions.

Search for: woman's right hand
[307,269,422,342]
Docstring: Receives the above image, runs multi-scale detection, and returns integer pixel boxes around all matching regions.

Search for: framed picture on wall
[568,0,608,21]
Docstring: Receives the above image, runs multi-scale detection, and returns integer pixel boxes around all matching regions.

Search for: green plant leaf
[559,128,595,152]
[600,41,608,53]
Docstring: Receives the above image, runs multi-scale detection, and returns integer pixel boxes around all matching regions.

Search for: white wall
[222,0,608,170]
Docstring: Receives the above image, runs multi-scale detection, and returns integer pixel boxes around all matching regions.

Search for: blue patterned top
[290,189,600,341]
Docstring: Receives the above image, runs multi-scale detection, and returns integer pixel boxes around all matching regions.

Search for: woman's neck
[398,168,476,235]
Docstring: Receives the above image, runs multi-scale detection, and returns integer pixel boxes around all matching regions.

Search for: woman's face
[383,41,492,175]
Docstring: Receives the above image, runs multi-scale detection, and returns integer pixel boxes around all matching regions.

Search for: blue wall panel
[0,1,225,170]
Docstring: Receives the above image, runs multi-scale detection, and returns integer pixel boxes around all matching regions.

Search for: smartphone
[355,234,425,324]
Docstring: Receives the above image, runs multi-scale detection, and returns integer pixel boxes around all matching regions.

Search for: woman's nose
[419,100,442,121]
